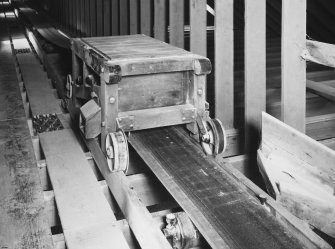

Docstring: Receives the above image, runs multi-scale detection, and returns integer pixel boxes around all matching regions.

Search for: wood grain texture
[154,0,167,41]
[0,118,53,249]
[129,126,317,249]
[39,129,130,249]
[169,0,184,48]
[282,0,307,132]
[244,0,266,150]
[215,0,234,127]
[190,0,206,56]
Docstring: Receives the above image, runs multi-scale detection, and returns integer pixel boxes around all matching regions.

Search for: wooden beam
[215,0,234,128]
[244,0,266,150]
[85,139,173,249]
[120,0,129,35]
[154,0,167,41]
[169,0,184,48]
[305,40,335,68]
[140,0,152,36]
[189,0,206,56]
[103,0,111,36]
[258,112,335,238]
[282,0,307,132]
[39,130,130,249]
[111,0,119,35]
[307,79,335,102]
[129,0,139,35]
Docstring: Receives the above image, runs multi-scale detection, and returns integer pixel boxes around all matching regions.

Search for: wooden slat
[190,0,206,56]
[90,0,97,36]
[140,0,152,36]
[80,0,85,34]
[244,0,266,150]
[85,139,173,249]
[169,0,184,48]
[84,0,90,35]
[215,0,234,128]
[111,0,119,35]
[129,0,139,35]
[0,119,53,249]
[305,40,335,68]
[282,0,307,132]
[103,0,111,35]
[154,0,167,41]
[120,0,129,35]
[307,79,335,102]
[39,130,130,249]
[96,0,104,36]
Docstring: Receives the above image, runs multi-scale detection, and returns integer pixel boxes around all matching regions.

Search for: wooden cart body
[71,35,211,142]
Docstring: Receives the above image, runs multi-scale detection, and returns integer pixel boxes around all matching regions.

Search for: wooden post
[141,0,152,36]
[154,0,167,41]
[103,0,111,36]
[96,0,103,36]
[129,0,139,34]
[190,0,206,56]
[282,0,307,133]
[244,0,266,150]
[169,0,184,48]
[111,0,119,35]
[120,0,129,35]
[215,0,234,128]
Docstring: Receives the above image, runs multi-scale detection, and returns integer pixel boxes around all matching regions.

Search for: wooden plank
[129,126,322,249]
[129,0,139,35]
[120,0,129,35]
[169,0,184,48]
[140,0,152,36]
[39,130,130,249]
[154,0,167,41]
[111,0,119,35]
[96,0,104,36]
[244,0,266,150]
[307,79,335,102]
[189,0,206,56]
[282,0,307,132]
[103,0,111,35]
[258,112,335,238]
[215,0,234,128]
[0,118,53,249]
[85,138,173,249]
[305,40,335,68]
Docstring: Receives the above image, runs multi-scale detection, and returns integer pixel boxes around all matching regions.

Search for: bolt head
[197,89,203,95]
[109,97,116,104]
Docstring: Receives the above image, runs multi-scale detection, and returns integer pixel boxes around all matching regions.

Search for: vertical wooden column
[90,0,97,36]
[169,0,184,48]
[120,0,129,35]
[85,0,90,36]
[141,0,152,36]
[244,0,266,150]
[215,0,234,128]
[190,0,206,56]
[282,0,307,133]
[103,0,111,35]
[129,0,139,34]
[154,0,166,41]
[111,0,119,35]
[97,0,104,36]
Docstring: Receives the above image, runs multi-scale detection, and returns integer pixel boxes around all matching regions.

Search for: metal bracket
[181,107,197,123]
[117,116,135,131]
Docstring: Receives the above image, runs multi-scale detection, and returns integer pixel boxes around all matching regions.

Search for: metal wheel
[200,118,227,156]
[105,130,129,173]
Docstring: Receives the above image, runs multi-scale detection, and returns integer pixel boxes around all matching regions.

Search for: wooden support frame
[281,0,307,132]
[140,0,152,36]
[190,0,207,56]
[169,0,184,48]
[215,0,234,128]
[244,0,266,151]
[154,0,167,41]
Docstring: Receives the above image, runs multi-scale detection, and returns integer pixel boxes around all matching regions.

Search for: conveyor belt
[129,126,319,249]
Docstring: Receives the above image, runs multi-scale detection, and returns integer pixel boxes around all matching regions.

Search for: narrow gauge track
[0,2,332,249]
